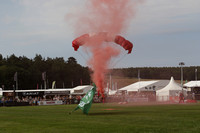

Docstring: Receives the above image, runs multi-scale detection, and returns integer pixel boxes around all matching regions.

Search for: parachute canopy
[72,32,133,54]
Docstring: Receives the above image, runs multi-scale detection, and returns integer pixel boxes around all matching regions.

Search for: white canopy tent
[71,85,93,95]
[119,80,168,93]
[184,81,200,88]
[0,86,92,97]
[108,90,117,95]
[0,88,2,97]
[156,77,186,102]
[104,87,117,95]
[184,81,200,100]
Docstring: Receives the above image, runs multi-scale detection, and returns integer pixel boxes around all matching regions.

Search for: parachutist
[72,32,133,54]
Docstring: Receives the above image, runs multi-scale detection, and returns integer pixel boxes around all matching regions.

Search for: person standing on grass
[192,92,195,100]
[179,92,184,103]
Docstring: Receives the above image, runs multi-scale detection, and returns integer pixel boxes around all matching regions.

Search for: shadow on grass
[89,111,132,116]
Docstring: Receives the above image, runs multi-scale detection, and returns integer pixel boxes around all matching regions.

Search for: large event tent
[119,80,169,93]
[119,81,158,92]
[184,81,200,88]
[156,77,184,102]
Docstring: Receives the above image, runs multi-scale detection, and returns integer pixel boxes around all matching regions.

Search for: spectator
[179,92,184,103]
[192,92,195,100]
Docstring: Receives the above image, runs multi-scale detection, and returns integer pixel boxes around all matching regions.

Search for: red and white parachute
[72,32,133,54]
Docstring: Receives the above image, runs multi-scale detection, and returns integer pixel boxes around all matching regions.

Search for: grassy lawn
[0,103,200,133]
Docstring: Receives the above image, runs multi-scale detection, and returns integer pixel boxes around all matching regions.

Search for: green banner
[73,84,96,115]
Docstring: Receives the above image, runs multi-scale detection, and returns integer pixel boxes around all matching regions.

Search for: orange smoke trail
[89,45,120,99]
[70,0,141,99]
[74,0,139,34]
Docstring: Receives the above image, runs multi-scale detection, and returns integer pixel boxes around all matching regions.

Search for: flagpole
[14,72,18,97]
[14,72,18,90]
[110,74,112,90]
[16,77,18,90]
[63,82,65,88]
[195,68,198,81]
[179,62,185,93]
[138,69,140,93]
[44,80,46,89]
[72,80,74,87]
[138,69,140,82]
[42,72,47,89]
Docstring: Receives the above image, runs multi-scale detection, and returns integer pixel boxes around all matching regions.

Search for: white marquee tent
[0,88,2,97]
[184,81,200,88]
[119,81,159,92]
[71,85,93,95]
[0,85,92,97]
[156,77,185,102]
[119,80,169,93]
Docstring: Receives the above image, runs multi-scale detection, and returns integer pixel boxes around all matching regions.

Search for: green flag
[72,84,96,115]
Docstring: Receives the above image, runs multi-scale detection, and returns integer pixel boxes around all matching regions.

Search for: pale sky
[0,0,200,67]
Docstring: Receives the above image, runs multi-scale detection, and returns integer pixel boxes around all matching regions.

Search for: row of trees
[111,67,200,81]
[0,54,91,90]
[1,54,199,90]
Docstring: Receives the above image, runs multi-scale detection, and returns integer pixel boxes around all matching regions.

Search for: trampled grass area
[0,103,200,133]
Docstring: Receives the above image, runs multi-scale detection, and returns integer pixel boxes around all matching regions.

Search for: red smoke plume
[70,0,141,99]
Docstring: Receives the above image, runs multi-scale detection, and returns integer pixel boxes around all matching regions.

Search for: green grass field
[0,103,200,133]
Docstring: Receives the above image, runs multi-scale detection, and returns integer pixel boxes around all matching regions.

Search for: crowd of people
[0,94,103,106]
[0,91,197,106]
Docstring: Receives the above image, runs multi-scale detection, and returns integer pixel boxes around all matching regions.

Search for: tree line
[1,53,199,90]
[111,67,200,81]
[0,54,91,90]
